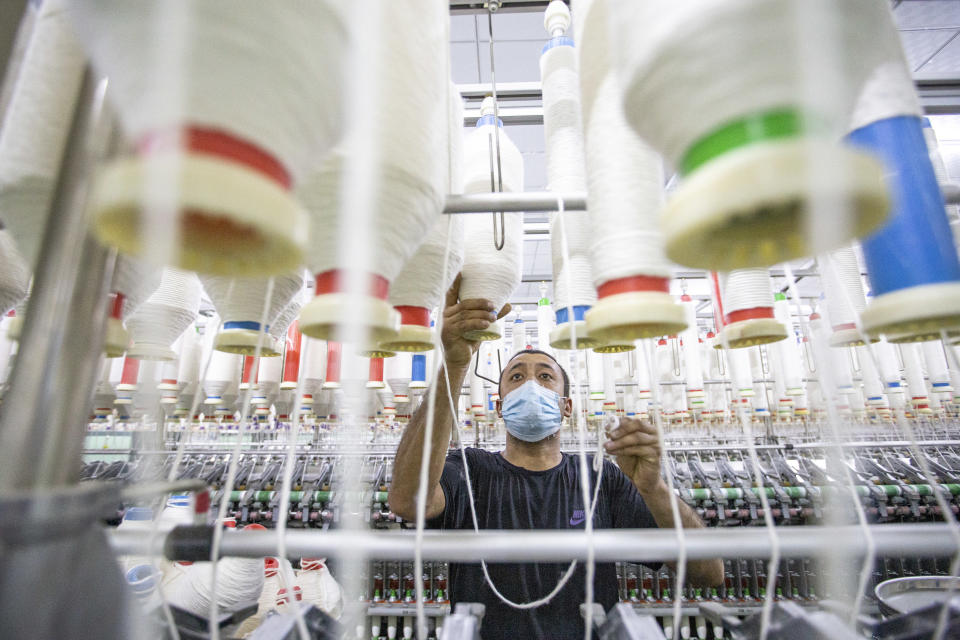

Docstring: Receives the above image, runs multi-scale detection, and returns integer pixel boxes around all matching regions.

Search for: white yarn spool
[634,343,651,399]
[772,332,804,397]
[200,273,302,357]
[235,557,293,637]
[0,230,30,316]
[126,268,200,361]
[921,341,952,394]
[601,354,617,410]
[104,255,161,357]
[176,327,202,397]
[536,289,554,355]
[727,348,754,397]
[459,99,524,342]
[573,0,685,344]
[587,349,604,400]
[166,556,265,618]
[269,292,305,345]
[297,1,448,344]
[901,343,930,406]
[873,339,902,391]
[607,0,891,270]
[300,338,327,398]
[469,370,486,417]
[510,317,526,354]
[0,0,85,271]
[717,269,787,349]
[857,345,885,404]
[204,350,241,406]
[72,1,348,275]
[386,352,413,407]
[383,214,465,352]
[820,248,868,347]
[680,298,703,396]
[298,559,344,620]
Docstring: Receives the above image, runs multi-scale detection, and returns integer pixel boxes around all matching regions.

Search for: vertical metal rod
[486,11,506,251]
[0,69,112,489]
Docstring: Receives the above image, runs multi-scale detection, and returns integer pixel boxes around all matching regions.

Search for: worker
[390,275,724,640]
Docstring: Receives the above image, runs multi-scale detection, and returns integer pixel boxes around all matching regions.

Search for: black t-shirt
[427,448,661,640]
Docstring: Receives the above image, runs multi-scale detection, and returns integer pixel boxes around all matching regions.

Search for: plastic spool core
[662,112,888,270]
[299,270,400,343]
[379,305,435,352]
[215,320,282,357]
[92,128,307,276]
[549,305,602,350]
[720,306,788,349]
[584,275,686,342]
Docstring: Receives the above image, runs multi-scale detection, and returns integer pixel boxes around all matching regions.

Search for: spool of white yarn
[104,256,161,357]
[71,1,347,275]
[874,339,904,397]
[680,297,703,397]
[600,354,617,411]
[204,350,241,407]
[269,290,305,345]
[297,558,343,620]
[298,337,327,398]
[901,343,931,412]
[200,273,303,357]
[126,268,201,361]
[570,0,686,347]
[459,98,524,342]
[857,345,886,406]
[176,327,202,397]
[469,370,486,417]
[717,269,787,349]
[536,287,554,355]
[297,1,448,344]
[385,352,413,407]
[772,298,804,396]
[820,248,870,347]
[166,555,265,618]
[235,557,293,637]
[0,0,85,271]
[607,0,891,270]
[921,340,952,395]
[0,230,30,316]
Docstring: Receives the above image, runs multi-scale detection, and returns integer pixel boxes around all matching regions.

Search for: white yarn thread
[901,343,928,399]
[269,292,305,345]
[200,273,302,335]
[609,0,903,166]
[70,1,347,185]
[300,338,327,394]
[0,230,30,315]
[386,352,412,404]
[126,268,201,358]
[681,301,703,391]
[719,269,775,316]
[205,350,241,402]
[820,248,866,330]
[459,101,524,311]
[857,345,885,400]
[874,339,903,390]
[115,255,162,321]
[0,0,85,270]
[298,1,447,283]
[922,341,951,389]
[176,328,202,394]
[574,0,671,288]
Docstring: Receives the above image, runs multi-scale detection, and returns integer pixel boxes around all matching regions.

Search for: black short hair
[498,349,570,398]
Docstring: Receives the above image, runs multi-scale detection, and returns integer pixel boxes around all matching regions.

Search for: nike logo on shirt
[569,509,585,526]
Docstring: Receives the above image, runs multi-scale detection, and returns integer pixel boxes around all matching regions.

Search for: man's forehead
[506,353,560,372]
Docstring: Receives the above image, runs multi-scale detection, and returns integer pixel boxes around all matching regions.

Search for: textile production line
[5,0,960,640]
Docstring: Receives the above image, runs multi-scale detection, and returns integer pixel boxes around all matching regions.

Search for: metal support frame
[112,523,958,564]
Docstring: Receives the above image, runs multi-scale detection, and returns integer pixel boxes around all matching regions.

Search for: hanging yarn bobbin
[459,97,524,342]
[819,247,876,347]
[574,0,686,344]
[125,268,200,361]
[71,2,347,275]
[537,2,600,351]
[199,273,303,356]
[380,83,465,353]
[280,320,303,392]
[607,0,891,271]
[845,5,960,342]
[298,1,448,345]
[714,269,788,349]
[104,256,161,358]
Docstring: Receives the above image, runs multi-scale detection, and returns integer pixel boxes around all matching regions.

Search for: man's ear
[561,397,573,418]
[495,398,503,418]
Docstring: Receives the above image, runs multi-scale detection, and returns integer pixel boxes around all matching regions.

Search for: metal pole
[111,523,958,563]
[443,191,587,214]
[0,69,113,490]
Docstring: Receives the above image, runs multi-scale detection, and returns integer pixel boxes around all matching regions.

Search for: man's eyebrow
[534,362,557,372]
[506,361,526,374]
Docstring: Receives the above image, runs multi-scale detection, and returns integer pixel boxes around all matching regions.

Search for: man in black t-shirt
[390,274,723,640]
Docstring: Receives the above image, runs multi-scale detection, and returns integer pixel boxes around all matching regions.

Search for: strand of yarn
[820,247,866,330]
[459,104,524,311]
[0,0,85,269]
[126,268,201,356]
[610,0,899,165]
[0,230,30,315]
[200,274,302,330]
[115,255,162,321]
[298,1,447,282]
[720,269,775,316]
[69,1,348,185]
[574,0,671,287]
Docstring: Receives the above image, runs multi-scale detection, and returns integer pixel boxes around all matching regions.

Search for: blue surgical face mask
[500,380,564,443]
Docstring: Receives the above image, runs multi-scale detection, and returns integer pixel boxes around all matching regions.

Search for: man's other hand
[604,417,664,496]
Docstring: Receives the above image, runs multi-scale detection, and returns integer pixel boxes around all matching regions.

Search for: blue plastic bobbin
[411,354,427,386]
[846,115,960,341]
